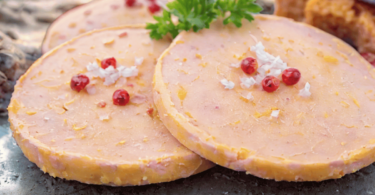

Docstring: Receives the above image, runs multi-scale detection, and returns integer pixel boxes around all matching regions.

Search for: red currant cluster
[240,57,301,93]
[70,58,130,106]
[125,0,161,14]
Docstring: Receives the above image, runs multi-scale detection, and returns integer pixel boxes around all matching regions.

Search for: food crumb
[324,55,339,64]
[68,22,76,28]
[103,39,115,46]
[116,141,126,146]
[67,48,76,53]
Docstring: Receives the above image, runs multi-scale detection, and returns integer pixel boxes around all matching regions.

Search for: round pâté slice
[42,0,169,53]
[8,26,213,186]
[153,14,375,181]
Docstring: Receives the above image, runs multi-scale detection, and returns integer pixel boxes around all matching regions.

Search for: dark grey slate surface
[1,116,375,195]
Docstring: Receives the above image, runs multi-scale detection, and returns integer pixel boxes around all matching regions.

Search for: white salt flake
[230,62,241,68]
[104,72,121,86]
[87,61,99,71]
[86,85,97,94]
[121,66,138,78]
[86,60,139,86]
[135,57,144,66]
[271,110,280,118]
[104,66,117,75]
[44,117,50,121]
[240,77,256,88]
[299,82,311,97]
[86,61,101,77]
[117,66,126,72]
[220,79,235,89]
[251,42,288,77]
[101,66,121,86]
[268,69,282,77]
[270,56,287,71]
[99,66,117,79]
[254,74,265,85]
[244,92,254,101]
[99,113,110,121]
[98,68,108,78]
[257,64,271,76]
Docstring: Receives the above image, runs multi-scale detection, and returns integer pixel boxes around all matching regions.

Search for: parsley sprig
[146,0,263,40]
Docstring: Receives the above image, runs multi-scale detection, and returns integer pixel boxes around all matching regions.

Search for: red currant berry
[113,89,130,106]
[70,74,90,92]
[125,0,136,7]
[361,52,375,66]
[101,57,117,69]
[241,57,258,75]
[282,68,301,86]
[262,76,280,93]
[148,3,161,14]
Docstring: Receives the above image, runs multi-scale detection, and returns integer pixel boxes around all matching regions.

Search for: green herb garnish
[146,0,263,40]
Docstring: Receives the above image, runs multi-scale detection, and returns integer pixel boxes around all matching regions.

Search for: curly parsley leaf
[146,0,262,40]
[217,0,262,27]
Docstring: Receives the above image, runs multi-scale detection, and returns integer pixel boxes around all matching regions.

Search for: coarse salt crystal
[220,79,235,89]
[270,56,287,71]
[244,92,254,101]
[86,61,101,77]
[117,66,125,72]
[257,64,271,76]
[254,74,265,85]
[86,60,139,86]
[86,62,98,71]
[99,66,118,79]
[230,62,241,68]
[271,110,280,118]
[121,66,138,78]
[104,66,117,75]
[240,77,256,88]
[86,85,96,94]
[250,42,288,77]
[99,113,110,121]
[98,68,107,78]
[268,69,282,77]
[104,72,121,86]
[135,57,144,66]
[44,117,50,121]
[101,66,121,86]
[299,82,311,97]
